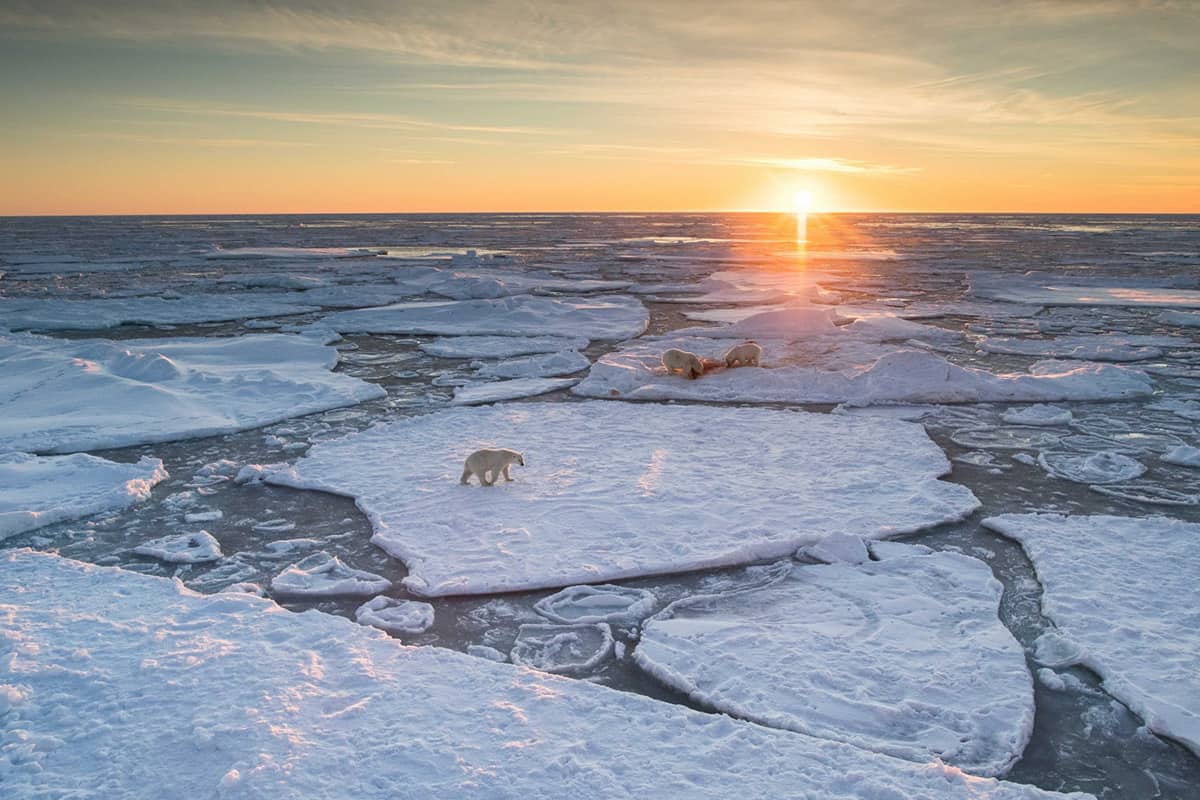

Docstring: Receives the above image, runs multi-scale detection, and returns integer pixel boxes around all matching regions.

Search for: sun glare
[792,190,814,214]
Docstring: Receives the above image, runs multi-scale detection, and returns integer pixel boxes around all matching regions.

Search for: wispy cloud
[733,157,918,175]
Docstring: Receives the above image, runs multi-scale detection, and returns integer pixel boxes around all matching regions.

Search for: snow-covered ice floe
[1162,445,1200,468]
[977,334,1176,362]
[0,453,167,540]
[1000,405,1074,426]
[473,350,589,379]
[451,377,580,405]
[419,335,589,359]
[354,596,435,635]
[133,531,223,564]
[634,548,1034,776]
[983,513,1200,756]
[270,551,391,597]
[0,552,1088,799]
[266,403,979,596]
[509,623,614,674]
[533,584,657,624]
[970,271,1200,308]
[0,331,385,453]
[319,294,648,340]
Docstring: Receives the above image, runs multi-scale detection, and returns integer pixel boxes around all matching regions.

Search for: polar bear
[723,341,762,368]
[460,448,525,486]
[662,348,705,379]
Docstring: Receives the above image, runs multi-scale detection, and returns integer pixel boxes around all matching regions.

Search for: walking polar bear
[461,448,525,486]
[723,341,762,368]
[662,348,705,380]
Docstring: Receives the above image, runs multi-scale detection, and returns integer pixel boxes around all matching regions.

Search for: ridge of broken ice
[266,402,979,597]
[0,551,1088,799]
[983,514,1200,757]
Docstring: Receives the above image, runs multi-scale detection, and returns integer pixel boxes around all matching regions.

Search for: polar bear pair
[662,341,761,379]
[461,448,525,486]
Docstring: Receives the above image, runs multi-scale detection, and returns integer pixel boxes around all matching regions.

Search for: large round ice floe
[510,623,614,675]
[984,513,1200,757]
[270,551,391,597]
[633,550,1034,776]
[266,402,979,597]
[1000,405,1074,426]
[355,596,435,635]
[1037,451,1146,484]
[473,350,589,380]
[133,531,223,564]
[0,452,167,541]
[533,584,657,624]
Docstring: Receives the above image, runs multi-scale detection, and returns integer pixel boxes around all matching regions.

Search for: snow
[509,623,614,674]
[533,584,657,624]
[266,403,979,597]
[0,453,166,540]
[270,551,391,597]
[983,514,1200,757]
[0,551,1086,799]
[473,350,590,379]
[978,335,1168,362]
[970,272,1200,308]
[633,550,1035,776]
[1037,451,1146,484]
[452,377,580,405]
[320,294,648,340]
[1001,405,1074,426]
[354,596,435,635]
[419,335,589,359]
[133,530,223,564]
[1162,445,1200,467]
[0,292,323,331]
[0,331,385,454]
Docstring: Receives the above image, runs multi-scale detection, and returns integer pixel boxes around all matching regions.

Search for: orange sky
[1,2,1197,214]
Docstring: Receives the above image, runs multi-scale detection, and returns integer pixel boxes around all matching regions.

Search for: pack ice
[983,513,1200,756]
[0,331,385,453]
[0,452,167,540]
[319,294,648,340]
[266,403,979,596]
[634,548,1034,776]
[970,271,1200,308]
[0,551,1090,800]
[0,292,323,331]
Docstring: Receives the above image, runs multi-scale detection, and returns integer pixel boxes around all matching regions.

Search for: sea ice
[0,551,1086,799]
[978,335,1169,362]
[266,403,979,596]
[419,335,589,359]
[983,514,1200,756]
[270,551,391,597]
[0,453,166,540]
[1000,405,1074,426]
[1162,445,1200,468]
[320,294,648,340]
[533,584,657,624]
[132,531,223,564]
[799,531,870,563]
[0,331,384,453]
[473,350,590,379]
[451,377,580,405]
[509,623,614,674]
[0,292,323,331]
[970,272,1200,308]
[354,596,435,635]
[1037,451,1146,484]
[634,550,1035,776]
[1158,310,1200,328]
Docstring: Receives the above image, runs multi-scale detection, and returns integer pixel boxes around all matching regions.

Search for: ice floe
[270,551,391,597]
[320,294,648,340]
[451,377,580,405]
[0,293,323,331]
[1036,451,1146,484]
[132,531,223,564]
[1000,405,1074,426]
[799,531,871,563]
[509,623,614,674]
[1162,445,1200,468]
[1158,310,1200,328]
[0,453,166,540]
[977,335,1172,362]
[984,514,1200,756]
[971,271,1200,308]
[533,584,657,624]
[354,596,435,635]
[473,350,590,379]
[0,331,384,453]
[0,551,1085,799]
[634,550,1034,775]
[266,403,979,596]
[419,335,589,359]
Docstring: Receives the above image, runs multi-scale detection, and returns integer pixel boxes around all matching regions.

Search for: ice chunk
[984,513,1200,756]
[799,531,870,564]
[473,350,589,380]
[420,335,589,359]
[533,584,657,624]
[267,403,979,597]
[234,463,288,485]
[270,552,391,597]
[1162,445,1200,468]
[634,551,1034,776]
[950,427,1064,450]
[1158,310,1200,327]
[466,644,508,662]
[509,623,614,675]
[451,377,579,405]
[0,331,384,454]
[220,582,268,597]
[355,596,435,635]
[320,295,647,340]
[0,551,1089,800]
[133,531,222,564]
[1149,398,1200,421]
[1037,451,1146,484]
[1000,404,1074,426]
[0,453,166,540]
[868,540,935,559]
[978,335,1169,362]
[183,509,222,523]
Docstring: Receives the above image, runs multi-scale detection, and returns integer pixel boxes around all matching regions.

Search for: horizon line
[2,209,1199,219]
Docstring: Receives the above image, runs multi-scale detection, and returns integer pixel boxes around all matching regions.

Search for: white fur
[662,348,704,380]
[724,341,762,368]
[461,448,525,486]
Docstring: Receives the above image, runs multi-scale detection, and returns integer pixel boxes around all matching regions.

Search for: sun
[792,190,814,214]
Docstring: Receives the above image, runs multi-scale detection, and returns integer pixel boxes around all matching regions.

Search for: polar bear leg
[481,469,496,487]
[503,464,513,481]
[460,468,473,485]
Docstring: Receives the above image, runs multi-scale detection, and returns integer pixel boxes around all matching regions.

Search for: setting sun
[792,191,815,214]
